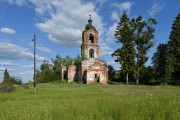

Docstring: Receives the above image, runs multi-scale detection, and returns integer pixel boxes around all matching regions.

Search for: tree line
[111,12,180,85]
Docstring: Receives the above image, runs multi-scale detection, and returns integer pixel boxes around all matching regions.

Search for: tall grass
[0,82,179,120]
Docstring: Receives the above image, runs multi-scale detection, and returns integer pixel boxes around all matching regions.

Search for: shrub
[10,76,22,85]
[0,84,15,93]
[22,85,29,89]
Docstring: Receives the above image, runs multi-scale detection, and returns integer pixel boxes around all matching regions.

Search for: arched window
[89,49,94,58]
[89,34,94,43]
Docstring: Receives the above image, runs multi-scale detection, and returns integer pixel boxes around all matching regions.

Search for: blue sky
[0,0,180,83]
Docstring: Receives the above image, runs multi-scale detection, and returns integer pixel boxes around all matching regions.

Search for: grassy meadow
[0,81,179,120]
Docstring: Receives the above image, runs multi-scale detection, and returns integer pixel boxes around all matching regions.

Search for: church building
[62,15,108,84]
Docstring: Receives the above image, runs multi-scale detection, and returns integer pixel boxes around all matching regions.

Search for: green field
[0,82,180,120]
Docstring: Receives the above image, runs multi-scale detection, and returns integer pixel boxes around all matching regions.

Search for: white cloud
[99,42,113,56]
[35,0,103,47]
[147,1,165,16]
[95,0,107,5]
[37,46,53,53]
[1,0,26,6]
[95,0,107,10]
[111,11,119,21]
[28,42,53,53]
[107,60,120,69]
[0,68,12,71]
[111,1,134,14]
[0,62,13,66]
[105,23,117,43]
[19,71,33,75]
[0,68,6,71]
[21,65,34,69]
[2,0,111,57]
[0,27,16,34]
[0,42,45,61]
[118,2,133,12]
[30,0,53,15]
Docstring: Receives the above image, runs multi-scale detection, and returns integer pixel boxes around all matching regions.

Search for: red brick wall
[85,61,108,84]
[67,65,76,82]
[81,29,99,59]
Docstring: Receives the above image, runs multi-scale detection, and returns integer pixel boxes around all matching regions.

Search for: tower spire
[88,14,92,26]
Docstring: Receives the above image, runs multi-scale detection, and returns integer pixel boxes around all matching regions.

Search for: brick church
[61,15,108,84]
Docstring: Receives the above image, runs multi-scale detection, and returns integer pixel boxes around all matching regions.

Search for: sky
[0,0,180,83]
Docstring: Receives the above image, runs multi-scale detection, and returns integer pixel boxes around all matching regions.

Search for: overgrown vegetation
[0,68,22,92]
[0,82,179,120]
[36,55,82,83]
[1,68,22,85]
[0,84,15,93]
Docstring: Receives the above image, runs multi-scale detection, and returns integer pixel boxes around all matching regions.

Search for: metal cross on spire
[88,14,92,25]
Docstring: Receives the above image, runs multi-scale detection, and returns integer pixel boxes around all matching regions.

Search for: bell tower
[81,15,99,59]
[62,15,108,84]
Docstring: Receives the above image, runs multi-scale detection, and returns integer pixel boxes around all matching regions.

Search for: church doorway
[94,73,100,83]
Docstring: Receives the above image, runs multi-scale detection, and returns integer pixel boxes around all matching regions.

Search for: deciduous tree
[131,16,157,84]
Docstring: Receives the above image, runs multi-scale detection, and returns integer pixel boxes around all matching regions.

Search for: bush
[0,84,15,93]
[10,76,22,85]
[22,85,29,89]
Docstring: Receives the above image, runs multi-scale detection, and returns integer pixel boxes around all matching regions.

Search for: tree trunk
[136,47,140,84]
[126,73,129,84]
[136,63,140,84]
[136,71,139,84]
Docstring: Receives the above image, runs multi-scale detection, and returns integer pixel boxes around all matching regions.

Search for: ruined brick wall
[81,59,96,83]
[67,65,76,82]
[86,61,108,84]
[62,61,108,84]
[86,70,107,84]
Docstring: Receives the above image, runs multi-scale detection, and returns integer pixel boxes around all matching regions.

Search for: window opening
[89,49,94,58]
[89,34,94,43]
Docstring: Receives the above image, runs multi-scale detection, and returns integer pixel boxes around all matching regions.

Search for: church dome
[85,15,97,31]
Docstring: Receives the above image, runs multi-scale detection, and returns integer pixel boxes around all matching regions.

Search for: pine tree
[169,12,180,81]
[2,68,11,84]
[112,12,136,84]
[131,16,157,84]
[152,43,170,83]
